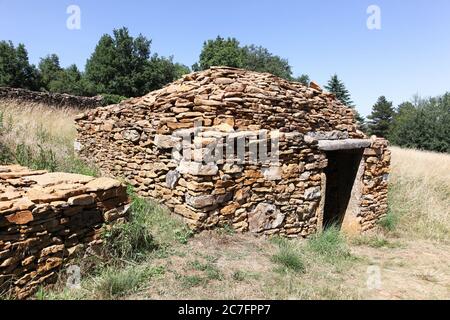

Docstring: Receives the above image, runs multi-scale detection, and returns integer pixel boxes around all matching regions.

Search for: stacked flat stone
[0,87,103,109]
[0,165,129,299]
[360,139,391,231]
[75,66,390,237]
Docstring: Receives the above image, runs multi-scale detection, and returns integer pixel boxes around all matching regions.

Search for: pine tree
[0,41,39,90]
[325,74,354,107]
[367,96,395,138]
[324,74,366,130]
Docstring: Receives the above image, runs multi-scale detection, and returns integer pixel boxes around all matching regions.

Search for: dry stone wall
[360,139,391,231]
[75,67,389,237]
[0,165,129,299]
[0,87,103,109]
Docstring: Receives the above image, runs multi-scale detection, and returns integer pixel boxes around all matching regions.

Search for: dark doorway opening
[323,149,363,229]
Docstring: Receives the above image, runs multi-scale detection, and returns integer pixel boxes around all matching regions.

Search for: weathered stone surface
[177,160,218,176]
[0,165,129,299]
[24,172,94,187]
[85,177,121,191]
[68,194,95,206]
[248,203,285,233]
[166,170,181,189]
[154,135,182,149]
[305,187,321,200]
[186,194,216,209]
[123,129,141,142]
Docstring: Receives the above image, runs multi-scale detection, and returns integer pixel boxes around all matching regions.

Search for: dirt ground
[127,231,449,300]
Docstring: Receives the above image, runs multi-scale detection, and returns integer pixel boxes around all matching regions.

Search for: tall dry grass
[0,99,96,175]
[389,146,450,242]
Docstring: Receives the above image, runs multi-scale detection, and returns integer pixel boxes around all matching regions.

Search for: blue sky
[1,0,449,116]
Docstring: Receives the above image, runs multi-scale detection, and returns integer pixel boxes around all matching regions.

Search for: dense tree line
[367,94,450,153]
[0,28,189,100]
[0,32,313,99]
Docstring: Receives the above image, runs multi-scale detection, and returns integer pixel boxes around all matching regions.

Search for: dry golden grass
[0,99,97,174]
[389,146,450,242]
[0,99,79,156]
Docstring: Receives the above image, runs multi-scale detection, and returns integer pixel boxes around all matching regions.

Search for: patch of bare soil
[349,240,450,300]
[132,231,277,300]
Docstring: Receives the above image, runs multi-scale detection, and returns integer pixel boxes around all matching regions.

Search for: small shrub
[95,265,154,299]
[307,226,351,263]
[174,228,194,245]
[13,143,58,172]
[34,145,58,171]
[64,156,100,176]
[270,238,305,273]
[352,235,399,248]
[180,275,205,288]
[188,260,223,281]
[127,188,193,246]
[232,271,246,282]
[34,287,48,300]
[205,266,223,281]
[101,94,128,106]
[378,211,398,232]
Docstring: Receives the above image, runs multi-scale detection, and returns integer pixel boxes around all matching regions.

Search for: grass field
[1,101,449,300]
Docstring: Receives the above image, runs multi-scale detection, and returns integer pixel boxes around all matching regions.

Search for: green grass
[188,259,223,281]
[351,235,400,248]
[94,265,163,299]
[307,226,352,264]
[101,189,158,261]
[180,275,205,289]
[270,237,305,273]
[127,190,193,246]
[378,210,399,232]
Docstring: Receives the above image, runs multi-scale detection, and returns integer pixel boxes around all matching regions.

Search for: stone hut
[75,67,390,237]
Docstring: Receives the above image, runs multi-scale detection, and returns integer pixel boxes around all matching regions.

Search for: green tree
[85,27,151,97]
[324,74,365,129]
[38,54,63,90]
[85,27,182,97]
[242,45,292,79]
[197,36,245,70]
[139,55,185,93]
[48,64,86,95]
[293,74,310,86]
[325,74,353,107]
[173,63,190,79]
[389,95,450,152]
[196,36,297,80]
[367,96,395,138]
[0,41,39,90]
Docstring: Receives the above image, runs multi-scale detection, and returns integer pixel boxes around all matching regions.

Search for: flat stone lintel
[318,139,371,151]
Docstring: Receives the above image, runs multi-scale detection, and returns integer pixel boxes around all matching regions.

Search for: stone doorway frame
[316,139,371,235]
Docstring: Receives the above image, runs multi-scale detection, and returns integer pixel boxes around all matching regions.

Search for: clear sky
[1,0,449,116]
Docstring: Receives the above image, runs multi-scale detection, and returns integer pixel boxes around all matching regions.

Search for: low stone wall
[0,87,103,109]
[0,165,129,299]
[360,139,391,231]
